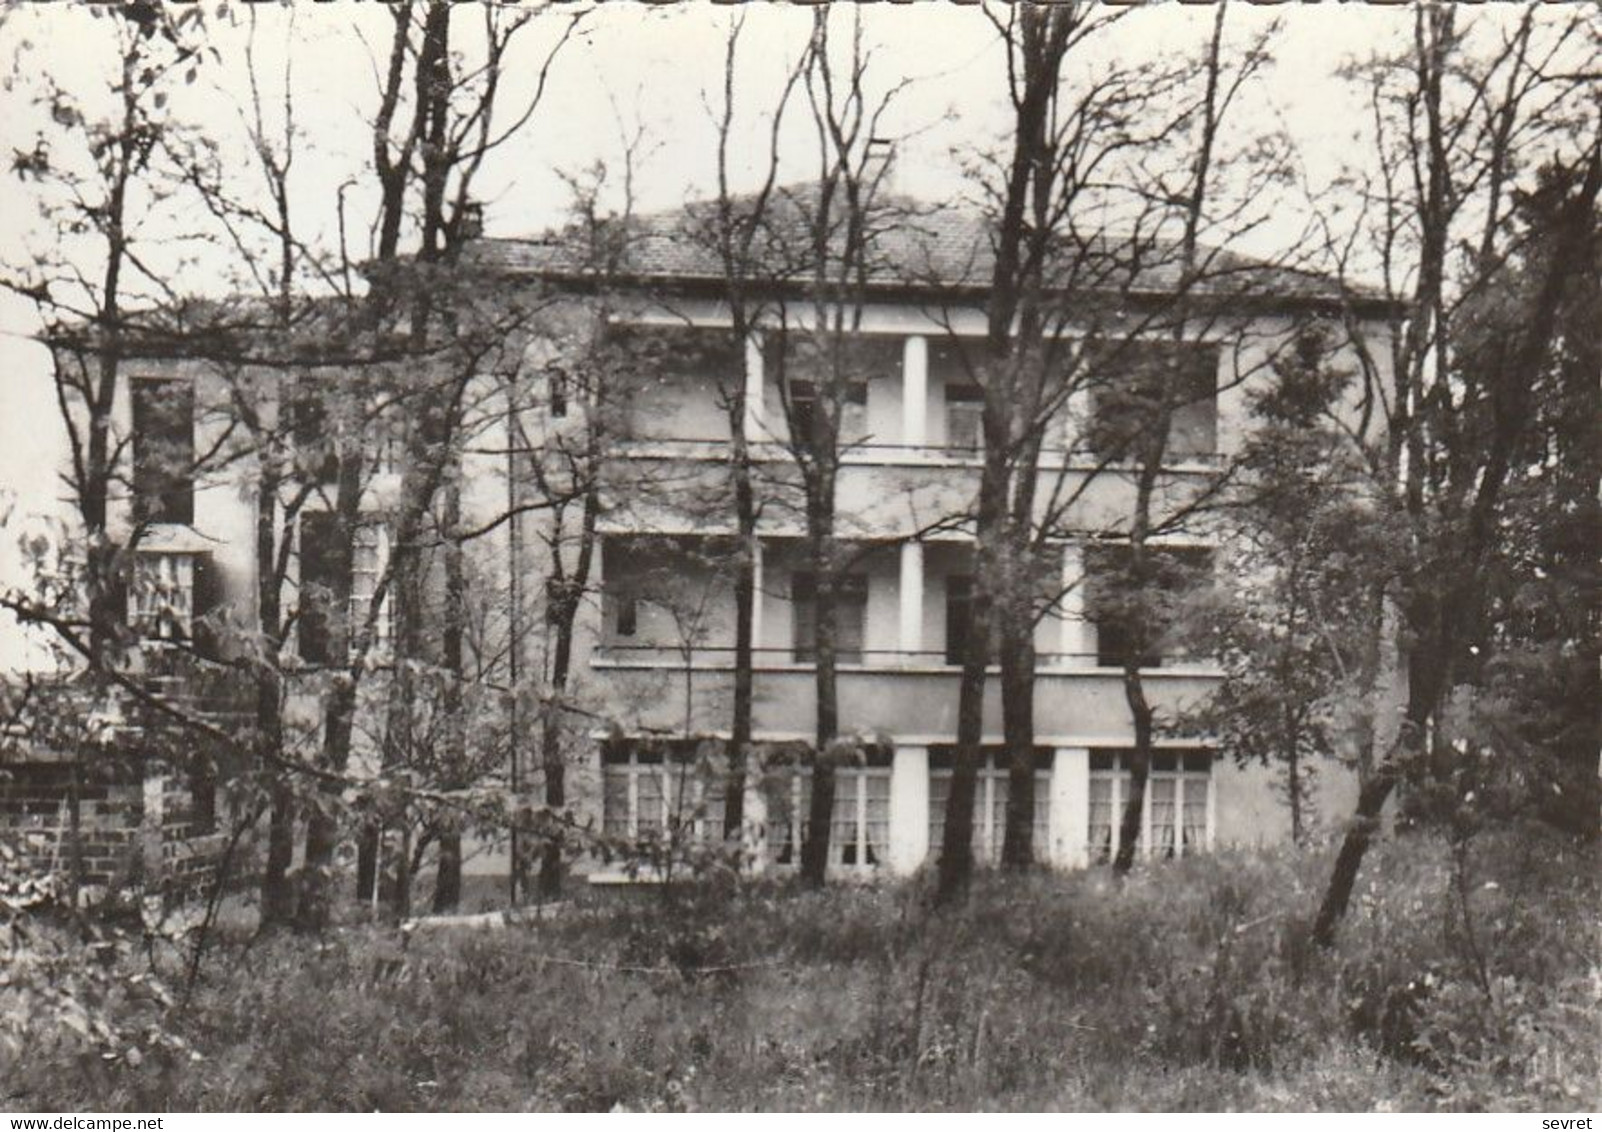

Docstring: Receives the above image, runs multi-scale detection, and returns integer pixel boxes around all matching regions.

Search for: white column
[898,541,924,658]
[1065,385,1091,452]
[750,539,764,656]
[744,332,765,439]
[1058,544,1091,664]
[889,744,930,875]
[742,773,769,876]
[902,334,928,447]
[1052,747,1090,870]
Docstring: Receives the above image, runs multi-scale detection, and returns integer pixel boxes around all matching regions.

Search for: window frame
[131,550,196,643]
[1087,749,1213,864]
[130,377,196,525]
[927,747,1052,865]
[791,571,869,664]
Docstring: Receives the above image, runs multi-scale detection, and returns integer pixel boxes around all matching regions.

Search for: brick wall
[0,752,227,905]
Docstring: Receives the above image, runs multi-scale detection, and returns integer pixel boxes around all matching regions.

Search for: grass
[8,824,1599,1111]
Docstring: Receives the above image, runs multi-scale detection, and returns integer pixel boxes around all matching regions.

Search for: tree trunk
[800,518,839,888]
[999,609,1038,870]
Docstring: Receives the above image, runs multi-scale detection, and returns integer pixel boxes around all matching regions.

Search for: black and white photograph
[0,0,1597,1114]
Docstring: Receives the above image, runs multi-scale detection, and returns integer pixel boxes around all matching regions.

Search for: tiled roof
[465,184,1387,309]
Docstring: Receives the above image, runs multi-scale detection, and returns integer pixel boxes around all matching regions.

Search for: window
[289,379,339,484]
[943,574,1005,665]
[945,383,984,453]
[548,367,568,419]
[132,552,195,642]
[615,592,638,637]
[792,572,868,664]
[1086,545,1212,668]
[297,511,348,664]
[1086,341,1218,461]
[348,523,393,657]
[928,747,1051,865]
[601,741,725,848]
[786,379,867,448]
[1088,749,1211,864]
[131,378,195,525]
[766,751,891,872]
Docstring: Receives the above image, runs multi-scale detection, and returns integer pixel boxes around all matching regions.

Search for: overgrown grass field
[12,826,1600,1111]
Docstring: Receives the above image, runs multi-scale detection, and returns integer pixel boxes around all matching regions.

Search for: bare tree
[1307,5,1600,944]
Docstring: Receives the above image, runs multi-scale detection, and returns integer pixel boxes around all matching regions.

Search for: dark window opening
[945,383,984,452]
[131,379,195,525]
[1086,342,1218,461]
[548,367,568,419]
[786,379,867,449]
[792,571,868,664]
[289,380,339,484]
[1086,545,1212,668]
[616,592,637,637]
[943,574,1003,665]
[298,511,351,664]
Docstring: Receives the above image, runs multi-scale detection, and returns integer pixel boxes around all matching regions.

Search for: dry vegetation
[9,825,1598,1112]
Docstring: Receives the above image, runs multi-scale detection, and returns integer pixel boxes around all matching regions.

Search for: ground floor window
[600,740,726,849]
[766,751,891,872]
[1088,749,1211,863]
[132,551,196,642]
[928,746,1051,864]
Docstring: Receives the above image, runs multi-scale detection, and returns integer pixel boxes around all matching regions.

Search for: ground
[7,825,1599,1112]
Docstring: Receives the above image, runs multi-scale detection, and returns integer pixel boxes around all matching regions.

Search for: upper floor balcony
[588,533,1219,745]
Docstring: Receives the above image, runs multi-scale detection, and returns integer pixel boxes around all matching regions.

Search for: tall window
[944,383,984,453]
[348,522,393,657]
[601,741,725,849]
[928,747,1051,865]
[297,511,348,664]
[130,378,195,525]
[1087,749,1211,864]
[547,366,569,419]
[792,572,868,664]
[766,750,891,872]
[944,574,1004,665]
[1085,341,1218,461]
[131,551,195,642]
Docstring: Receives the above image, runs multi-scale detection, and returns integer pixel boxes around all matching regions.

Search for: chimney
[455,200,485,244]
[864,137,896,196]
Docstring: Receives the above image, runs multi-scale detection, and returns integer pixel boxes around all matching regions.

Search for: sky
[0,0,1553,672]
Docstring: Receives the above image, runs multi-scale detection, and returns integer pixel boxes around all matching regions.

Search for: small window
[548,367,568,419]
[945,383,984,453]
[132,552,195,642]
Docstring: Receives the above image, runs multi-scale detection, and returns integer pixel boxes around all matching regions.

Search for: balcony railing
[586,651,1220,740]
[609,437,1226,471]
[592,643,1219,674]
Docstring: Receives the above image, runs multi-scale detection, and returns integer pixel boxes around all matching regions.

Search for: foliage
[7,829,1595,1111]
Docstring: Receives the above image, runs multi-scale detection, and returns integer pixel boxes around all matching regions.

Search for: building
[0,187,1396,897]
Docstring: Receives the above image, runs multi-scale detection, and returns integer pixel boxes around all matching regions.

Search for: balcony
[588,644,1218,743]
[599,438,1222,539]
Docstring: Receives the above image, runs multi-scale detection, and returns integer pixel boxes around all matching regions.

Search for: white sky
[0,1,1550,672]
